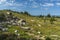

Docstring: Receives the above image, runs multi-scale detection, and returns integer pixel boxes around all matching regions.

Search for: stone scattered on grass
[14,30,18,33]
[8,25,11,27]
[18,19,26,26]
[50,35,59,37]
[7,12,10,15]
[38,24,41,27]
[21,27,30,30]
[37,31,41,34]
[17,33,20,36]
[2,28,8,32]
[31,19,35,22]
[40,36,45,40]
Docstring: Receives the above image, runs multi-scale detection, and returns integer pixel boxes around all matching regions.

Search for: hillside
[0,10,60,40]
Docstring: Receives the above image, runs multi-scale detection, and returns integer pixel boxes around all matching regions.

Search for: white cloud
[5,2,24,7]
[50,0,60,1]
[5,2,13,6]
[30,1,39,8]
[44,8,49,10]
[0,0,7,4]
[41,3,54,7]
[29,0,34,2]
[31,5,39,8]
[10,0,15,3]
[0,0,7,2]
[56,3,60,6]
[0,0,24,7]
[0,0,16,5]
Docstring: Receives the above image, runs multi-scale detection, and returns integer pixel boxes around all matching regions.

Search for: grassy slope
[14,13,60,35]
[0,10,60,39]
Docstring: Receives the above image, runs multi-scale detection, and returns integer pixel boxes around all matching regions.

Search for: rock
[31,19,35,22]
[18,19,26,26]
[38,24,41,27]
[7,12,10,15]
[14,30,18,33]
[8,25,11,27]
[40,36,45,40]
[50,35,59,37]
[37,31,41,34]
[17,33,20,36]
[21,27,30,30]
[2,28,8,32]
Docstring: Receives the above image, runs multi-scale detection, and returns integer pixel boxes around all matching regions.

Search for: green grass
[0,10,60,40]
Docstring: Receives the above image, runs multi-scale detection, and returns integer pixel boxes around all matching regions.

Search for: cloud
[0,0,7,4]
[42,0,60,2]
[30,1,39,8]
[56,3,60,6]
[41,3,54,7]
[10,0,15,3]
[29,0,34,2]
[0,0,25,7]
[44,8,49,10]
[31,4,39,8]
[0,0,7,2]
[0,0,15,5]
[50,0,60,1]
[5,2,24,7]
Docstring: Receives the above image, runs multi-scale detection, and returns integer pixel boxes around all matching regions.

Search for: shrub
[46,37,51,40]
[50,17,56,24]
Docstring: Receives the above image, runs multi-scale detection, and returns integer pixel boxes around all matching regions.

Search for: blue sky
[0,0,60,15]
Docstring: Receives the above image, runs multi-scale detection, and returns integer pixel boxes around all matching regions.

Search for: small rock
[40,36,45,40]
[31,20,35,22]
[21,27,30,30]
[37,31,41,34]
[50,35,58,37]
[14,30,18,33]
[38,24,41,27]
[17,33,20,36]
[7,12,10,14]
[2,28,8,32]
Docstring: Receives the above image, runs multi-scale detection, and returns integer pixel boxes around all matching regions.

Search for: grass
[0,10,60,40]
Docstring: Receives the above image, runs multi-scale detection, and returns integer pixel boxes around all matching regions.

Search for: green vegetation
[0,10,60,40]
[46,37,51,40]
